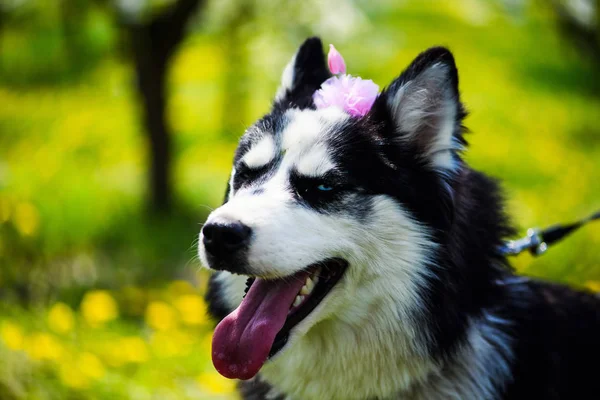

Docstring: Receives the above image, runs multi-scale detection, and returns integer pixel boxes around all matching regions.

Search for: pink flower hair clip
[313,44,379,117]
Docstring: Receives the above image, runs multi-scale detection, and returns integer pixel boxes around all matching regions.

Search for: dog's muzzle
[202,221,252,273]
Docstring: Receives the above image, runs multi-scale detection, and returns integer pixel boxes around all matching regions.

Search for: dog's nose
[202,222,252,256]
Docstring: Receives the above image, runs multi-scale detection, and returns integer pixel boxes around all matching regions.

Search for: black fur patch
[502,280,600,398]
[238,379,285,400]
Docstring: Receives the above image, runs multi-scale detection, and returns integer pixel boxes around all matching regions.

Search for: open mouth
[211,258,348,380]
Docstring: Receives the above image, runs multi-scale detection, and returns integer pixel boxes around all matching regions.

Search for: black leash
[499,209,600,256]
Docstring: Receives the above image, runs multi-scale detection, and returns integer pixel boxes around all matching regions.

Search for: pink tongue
[212,272,309,380]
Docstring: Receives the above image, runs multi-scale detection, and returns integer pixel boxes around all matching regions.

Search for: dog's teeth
[300,285,310,295]
[293,296,304,307]
[312,268,321,284]
[306,277,315,292]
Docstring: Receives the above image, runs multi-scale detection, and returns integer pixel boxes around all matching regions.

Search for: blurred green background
[0,0,599,398]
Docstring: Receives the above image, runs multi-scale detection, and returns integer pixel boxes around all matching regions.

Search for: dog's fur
[199,38,600,399]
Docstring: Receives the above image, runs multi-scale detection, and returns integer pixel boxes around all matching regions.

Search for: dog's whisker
[199,204,215,212]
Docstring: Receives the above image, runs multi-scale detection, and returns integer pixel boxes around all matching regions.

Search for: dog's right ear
[273,37,331,109]
[370,47,466,175]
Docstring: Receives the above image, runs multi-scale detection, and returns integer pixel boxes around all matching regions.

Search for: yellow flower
[1,321,24,350]
[151,331,179,358]
[13,202,39,236]
[586,281,600,293]
[103,345,125,368]
[59,363,89,389]
[168,280,195,296]
[145,301,176,331]
[81,290,118,327]
[119,336,149,364]
[174,294,207,326]
[197,371,236,395]
[100,340,127,368]
[48,302,75,334]
[79,352,105,380]
[25,333,63,361]
[150,330,193,358]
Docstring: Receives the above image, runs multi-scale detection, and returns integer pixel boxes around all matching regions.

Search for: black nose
[202,222,252,257]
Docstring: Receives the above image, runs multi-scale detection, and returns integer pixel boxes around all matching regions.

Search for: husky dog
[198,37,600,400]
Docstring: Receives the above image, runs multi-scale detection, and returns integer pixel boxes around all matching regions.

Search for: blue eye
[317,184,333,191]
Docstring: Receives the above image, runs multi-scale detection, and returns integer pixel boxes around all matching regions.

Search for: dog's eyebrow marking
[295,143,335,177]
[281,111,323,153]
[241,135,276,169]
[281,108,348,153]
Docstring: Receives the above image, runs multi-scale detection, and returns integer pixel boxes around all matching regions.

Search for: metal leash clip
[499,209,599,257]
[500,228,548,256]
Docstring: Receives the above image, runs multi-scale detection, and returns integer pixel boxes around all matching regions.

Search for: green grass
[0,1,599,398]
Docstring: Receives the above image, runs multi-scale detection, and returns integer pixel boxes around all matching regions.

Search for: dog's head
[199,37,466,382]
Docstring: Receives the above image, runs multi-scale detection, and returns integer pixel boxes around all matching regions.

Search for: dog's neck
[254,309,513,400]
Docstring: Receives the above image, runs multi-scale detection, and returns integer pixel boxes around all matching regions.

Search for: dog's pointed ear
[371,47,466,173]
[274,37,331,108]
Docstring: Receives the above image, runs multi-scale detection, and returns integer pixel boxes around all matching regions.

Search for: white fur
[275,53,297,101]
[281,108,346,154]
[258,196,438,399]
[202,166,347,278]
[294,143,335,176]
[213,270,247,311]
[199,108,350,278]
[227,167,236,200]
[241,135,276,169]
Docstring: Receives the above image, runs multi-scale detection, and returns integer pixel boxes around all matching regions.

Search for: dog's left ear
[371,47,466,173]
[274,37,331,109]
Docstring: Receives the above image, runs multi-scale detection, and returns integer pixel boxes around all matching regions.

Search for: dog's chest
[243,334,438,400]
[237,319,512,400]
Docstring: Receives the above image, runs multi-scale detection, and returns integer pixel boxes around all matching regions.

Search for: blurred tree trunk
[552,0,600,62]
[597,0,600,45]
[127,0,202,214]
[0,8,3,81]
[60,0,86,77]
